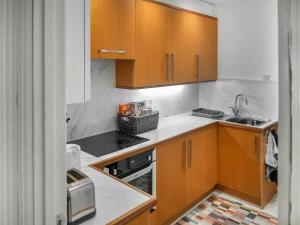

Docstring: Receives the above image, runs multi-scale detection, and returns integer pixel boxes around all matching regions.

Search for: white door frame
[33,0,67,224]
[1,0,66,224]
[278,0,292,224]
[288,0,300,224]
[278,0,300,224]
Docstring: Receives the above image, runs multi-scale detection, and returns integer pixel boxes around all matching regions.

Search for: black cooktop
[68,130,149,157]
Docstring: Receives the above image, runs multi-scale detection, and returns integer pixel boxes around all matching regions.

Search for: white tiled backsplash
[67,59,278,142]
[198,80,278,120]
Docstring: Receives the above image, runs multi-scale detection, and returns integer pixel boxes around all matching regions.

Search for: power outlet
[263,75,271,81]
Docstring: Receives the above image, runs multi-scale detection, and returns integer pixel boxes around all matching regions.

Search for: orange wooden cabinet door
[199,17,217,81]
[134,0,172,87]
[125,210,151,225]
[185,125,218,204]
[170,10,200,84]
[116,0,172,88]
[156,136,187,225]
[218,125,261,199]
[91,0,135,59]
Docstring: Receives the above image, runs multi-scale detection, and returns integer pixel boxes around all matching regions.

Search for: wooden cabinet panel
[126,211,150,225]
[186,125,218,203]
[170,11,200,84]
[199,17,218,81]
[171,13,217,84]
[91,0,135,59]
[134,0,172,86]
[156,136,187,225]
[218,125,261,198]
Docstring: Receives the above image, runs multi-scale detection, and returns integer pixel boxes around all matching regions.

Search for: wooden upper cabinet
[91,0,135,59]
[134,0,172,87]
[199,17,218,81]
[218,125,261,199]
[171,11,201,84]
[115,0,218,88]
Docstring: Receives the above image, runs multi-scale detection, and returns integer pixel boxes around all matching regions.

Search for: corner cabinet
[65,0,91,104]
[156,124,218,225]
[218,124,277,207]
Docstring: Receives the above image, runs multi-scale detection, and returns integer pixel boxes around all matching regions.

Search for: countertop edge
[107,198,157,225]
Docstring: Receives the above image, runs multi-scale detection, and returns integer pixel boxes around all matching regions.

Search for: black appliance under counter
[68,130,149,157]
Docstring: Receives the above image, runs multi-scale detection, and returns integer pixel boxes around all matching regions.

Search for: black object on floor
[68,130,149,157]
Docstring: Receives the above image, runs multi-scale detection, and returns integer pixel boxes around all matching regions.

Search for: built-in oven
[103,149,156,197]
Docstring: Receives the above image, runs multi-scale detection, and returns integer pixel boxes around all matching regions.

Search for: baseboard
[216,184,261,206]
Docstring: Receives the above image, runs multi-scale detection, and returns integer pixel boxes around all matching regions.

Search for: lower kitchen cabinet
[156,135,187,225]
[218,125,261,199]
[126,210,152,225]
[218,124,277,207]
[186,124,218,204]
[156,124,218,225]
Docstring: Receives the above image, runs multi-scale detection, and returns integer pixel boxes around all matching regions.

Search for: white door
[0,0,67,224]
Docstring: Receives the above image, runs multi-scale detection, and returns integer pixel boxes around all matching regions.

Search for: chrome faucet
[230,94,248,116]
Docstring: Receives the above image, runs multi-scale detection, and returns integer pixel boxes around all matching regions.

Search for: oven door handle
[121,161,155,183]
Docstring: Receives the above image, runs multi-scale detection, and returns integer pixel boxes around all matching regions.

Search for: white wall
[216,0,278,81]
[156,0,216,16]
[199,80,278,119]
[198,0,279,120]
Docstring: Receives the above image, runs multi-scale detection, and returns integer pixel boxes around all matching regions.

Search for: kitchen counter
[79,166,155,225]
[79,112,277,225]
[81,112,277,167]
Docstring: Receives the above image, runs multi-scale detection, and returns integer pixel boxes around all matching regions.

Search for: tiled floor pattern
[174,192,278,225]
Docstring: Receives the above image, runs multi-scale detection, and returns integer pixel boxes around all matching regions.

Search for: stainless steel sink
[225,116,267,127]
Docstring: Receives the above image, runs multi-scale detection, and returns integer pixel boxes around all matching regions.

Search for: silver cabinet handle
[171,53,175,80]
[98,49,127,54]
[183,141,187,171]
[255,136,260,162]
[166,53,170,80]
[188,140,192,168]
[196,54,200,78]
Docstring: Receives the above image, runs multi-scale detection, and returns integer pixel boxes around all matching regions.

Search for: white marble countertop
[80,112,277,167]
[79,112,277,225]
[79,166,152,225]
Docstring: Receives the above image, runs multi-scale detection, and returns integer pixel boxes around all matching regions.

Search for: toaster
[67,168,96,225]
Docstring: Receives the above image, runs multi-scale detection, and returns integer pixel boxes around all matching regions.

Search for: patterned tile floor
[173,192,278,225]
